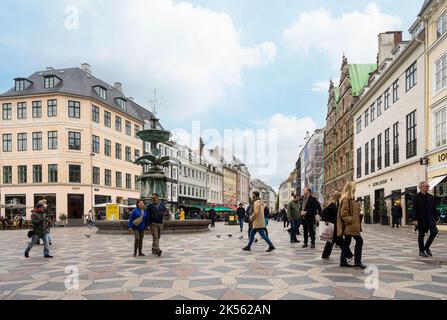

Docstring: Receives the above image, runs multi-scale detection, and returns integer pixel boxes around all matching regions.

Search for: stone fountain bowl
[136,129,171,143]
[95,220,212,235]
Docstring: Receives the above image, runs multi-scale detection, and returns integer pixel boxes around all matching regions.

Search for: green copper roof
[348,64,377,97]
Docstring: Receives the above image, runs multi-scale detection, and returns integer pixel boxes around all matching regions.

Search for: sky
[0,0,424,189]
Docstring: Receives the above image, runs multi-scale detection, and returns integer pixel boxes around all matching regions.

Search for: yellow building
[0,64,153,221]
[411,1,447,197]
[223,165,237,206]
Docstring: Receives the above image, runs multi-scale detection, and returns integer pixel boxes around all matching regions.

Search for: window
[385,128,391,168]
[125,121,132,136]
[96,86,107,100]
[437,12,447,39]
[377,134,382,170]
[92,105,100,123]
[435,107,447,147]
[105,169,112,186]
[392,80,399,103]
[126,174,132,189]
[3,134,12,152]
[371,138,376,173]
[377,97,382,117]
[134,149,140,160]
[134,125,140,138]
[116,172,122,188]
[18,133,27,151]
[364,110,369,127]
[115,116,122,131]
[33,165,42,183]
[104,111,111,128]
[69,165,81,183]
[93,167,100,185]
[435,53,447,92]
[2,103,12,120]
[405,62,417,92]
[17,102,27,119]
[356,148,362,179]
[68,132,81,150]
[48,131,58,150]
[115,143,122,159]
[68,101,81,118]
[18,165,27,183]
[48,164,58,183]
[384,89,390,110]
[31,101,42,118]
[105,139,111,157]
[365,142,369,176]
[393,122,399,164]
[116,98,127,110]
[15,79,26,91]
[3,166,12,184]
[32,132,42,151]
[45,76,55,88]
[406,110,417,158]
[370,103,375,122]
[47,100,57,117]
[92,135,100,154]
[125,146,131,161]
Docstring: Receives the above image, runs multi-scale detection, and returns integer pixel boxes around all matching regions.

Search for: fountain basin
[136,129,171,143]
[95,220,212,235]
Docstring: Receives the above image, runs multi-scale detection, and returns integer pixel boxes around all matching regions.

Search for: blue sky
[0,0,423,188]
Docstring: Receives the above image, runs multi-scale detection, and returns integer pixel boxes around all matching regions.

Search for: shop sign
[372,179,387,187]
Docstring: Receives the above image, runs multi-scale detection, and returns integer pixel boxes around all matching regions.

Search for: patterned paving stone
[394,291,442,300]
[189,278,222,288]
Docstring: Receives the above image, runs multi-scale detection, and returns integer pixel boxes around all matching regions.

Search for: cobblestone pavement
[0,221,446,300]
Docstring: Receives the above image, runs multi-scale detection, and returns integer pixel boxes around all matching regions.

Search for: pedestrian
[180,208,186,221]
[236,203,246,232]
[300,188,320,249]
[245,203,257,242]
[412,181,439,257]
[321,191,353,261]
[287,195,301,244]
[391,201,403,228]
[146,193,166,257]
[24,203,53,258]
[208,208,217,228]
[281,205,289,229]
[128,199,148,257]
[337,182,366,269]
[242,191,275,252]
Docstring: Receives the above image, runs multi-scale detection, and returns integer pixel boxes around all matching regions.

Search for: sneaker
[266,246,276,252]
[419,251,428,257]
[242,246,251,251]
[425,249,433,257]
[24,252,29,258]
[44,255,53,258]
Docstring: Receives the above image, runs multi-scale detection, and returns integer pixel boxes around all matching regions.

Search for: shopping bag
[319,222,334,243]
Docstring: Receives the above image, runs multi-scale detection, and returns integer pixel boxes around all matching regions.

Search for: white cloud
[13,0,276,118]
[308,81,330,92]
[282,3,402,67]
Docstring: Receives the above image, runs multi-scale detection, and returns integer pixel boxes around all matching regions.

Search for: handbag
[244,215,250,223]
[319,222,334,243]
[27,230,34,238]
[133,214,144,227]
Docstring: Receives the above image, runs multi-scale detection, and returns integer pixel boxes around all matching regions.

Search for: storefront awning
[428,175,447,191]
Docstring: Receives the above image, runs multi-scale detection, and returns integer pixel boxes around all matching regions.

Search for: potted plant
[59,213,68,226]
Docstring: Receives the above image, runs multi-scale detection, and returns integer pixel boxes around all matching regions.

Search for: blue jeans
[238,217,244,231]
[25,234,50,256]
[290,219,299,241]
[247,228,274,248]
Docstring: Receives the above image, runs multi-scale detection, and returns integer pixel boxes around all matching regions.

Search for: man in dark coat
[24,203,53,258]
[236,203,246,232]
[300,187,320,249]
[281,205,289,229]
[391,202,403,228]
[412,181,439,257]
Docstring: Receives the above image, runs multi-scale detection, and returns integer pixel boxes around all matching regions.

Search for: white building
[203,148,224,205]
[279,175,294,208]
[353,32,426,225]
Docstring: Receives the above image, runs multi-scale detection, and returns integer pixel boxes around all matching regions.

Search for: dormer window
[94,86,107,100]
[115,97,127,110]
[44,76,55,89]
[15,78,31,91]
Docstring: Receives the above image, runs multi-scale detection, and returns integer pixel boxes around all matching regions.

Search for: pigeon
[85,235,91,238]
[238,236,243,240]
[227,234,232,238]
[216,235,221,238]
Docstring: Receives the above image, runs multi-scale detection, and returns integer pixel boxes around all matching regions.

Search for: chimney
[377,31,402,67]
[81,63,92,75]
[46,67,55,71]
[114,82,122,92]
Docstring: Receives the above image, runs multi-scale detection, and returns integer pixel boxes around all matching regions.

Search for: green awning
[206,206,235,212]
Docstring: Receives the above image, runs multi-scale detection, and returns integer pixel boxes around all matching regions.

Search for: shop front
[427,149,447,223]
[4,195,26,218]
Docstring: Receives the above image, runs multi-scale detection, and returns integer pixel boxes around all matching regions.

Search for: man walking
[208,208,217,228]
[391,202,403,228]
[281,205,289,229]
[412,182,439,257]
[24,203,53,258]
[288,195,301,243]
[146,193,167,257]
[236,203,246,232]
[300,187,320,249]
[242,191,275,252]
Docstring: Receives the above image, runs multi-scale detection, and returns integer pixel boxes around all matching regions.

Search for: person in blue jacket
[128,199,148,257]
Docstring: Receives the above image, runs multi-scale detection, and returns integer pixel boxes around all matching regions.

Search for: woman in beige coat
[337,182,366,269]
[242,191,276,252]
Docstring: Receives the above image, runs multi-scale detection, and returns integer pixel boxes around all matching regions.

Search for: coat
[250,199,266,229]
[321,201,339,224]
[128,208,148,232]
[412,192,438,229]
[287,200,301,220]
[236,207,246,218]
[31,208,50,237]
[146,202,167,225]
[337,196,362,237]
[391,205,403,218]
[301,195,320,225]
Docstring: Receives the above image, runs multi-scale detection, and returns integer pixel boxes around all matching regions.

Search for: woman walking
[128,200,148,257]
[337,182,366,269]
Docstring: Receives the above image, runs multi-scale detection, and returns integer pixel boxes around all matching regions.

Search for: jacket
[287,200,301,220]
[412,192,438,229]
[128,208,147,232]
[337,196,362,237]
[236,207,246,218]
[146,202,167,225]
[31,208,50,237]
[301,195,320,225]
[250,199,266,229]
[391,205,403,218]
[321,201,339,224]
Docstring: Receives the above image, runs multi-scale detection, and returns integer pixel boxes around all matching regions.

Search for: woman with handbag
[337,182,366,269]
[128,200,148,257]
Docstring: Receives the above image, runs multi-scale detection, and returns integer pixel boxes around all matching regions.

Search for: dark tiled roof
[418,0,433,16]
[0,67,154,122]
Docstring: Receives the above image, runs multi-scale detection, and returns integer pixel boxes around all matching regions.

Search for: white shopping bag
[319,222,334,243]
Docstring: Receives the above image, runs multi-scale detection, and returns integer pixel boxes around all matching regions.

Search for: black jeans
[303,222,315,245]
[341,235,363,265]
[322,235,347,259]
[392,216,402,227]
[418,225,438,252]
[283,219,289,228]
